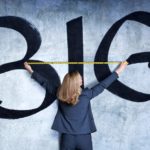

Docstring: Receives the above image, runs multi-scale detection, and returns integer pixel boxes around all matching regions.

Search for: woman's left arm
[31,71,53,94]
[24,62,53,94]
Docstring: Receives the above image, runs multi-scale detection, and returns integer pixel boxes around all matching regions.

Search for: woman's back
[52,87,97,134]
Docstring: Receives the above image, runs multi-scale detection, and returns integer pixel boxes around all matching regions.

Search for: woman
[24,61,128,150]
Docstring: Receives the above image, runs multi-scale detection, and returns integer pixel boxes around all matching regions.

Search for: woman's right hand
[115,61,128,75]
[24,62,33,73]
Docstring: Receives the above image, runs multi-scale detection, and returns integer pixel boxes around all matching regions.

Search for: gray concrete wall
[0,0,150,150]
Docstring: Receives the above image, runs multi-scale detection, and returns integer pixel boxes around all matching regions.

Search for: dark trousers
[60,133,93,150]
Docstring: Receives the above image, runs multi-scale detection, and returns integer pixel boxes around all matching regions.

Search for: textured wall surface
[0,0,150,150]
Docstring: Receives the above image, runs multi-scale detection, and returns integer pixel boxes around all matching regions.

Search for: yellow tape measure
[27,61,123,64]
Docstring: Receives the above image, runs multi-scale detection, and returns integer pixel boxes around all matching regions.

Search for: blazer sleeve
[31,71,53,94]
[86,71,119,100]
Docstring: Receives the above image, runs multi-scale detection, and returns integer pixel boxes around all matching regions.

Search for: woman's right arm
[85,61,128,100]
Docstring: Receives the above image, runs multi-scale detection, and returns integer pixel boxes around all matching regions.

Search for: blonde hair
[57,71,82,105]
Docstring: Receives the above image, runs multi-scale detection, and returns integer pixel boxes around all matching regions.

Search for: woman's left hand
[24,62,34,73]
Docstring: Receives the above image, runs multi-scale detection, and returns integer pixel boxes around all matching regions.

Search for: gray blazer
[31,71,119,134]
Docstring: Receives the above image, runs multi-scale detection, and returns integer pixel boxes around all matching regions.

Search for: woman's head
[57,71,83,105]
